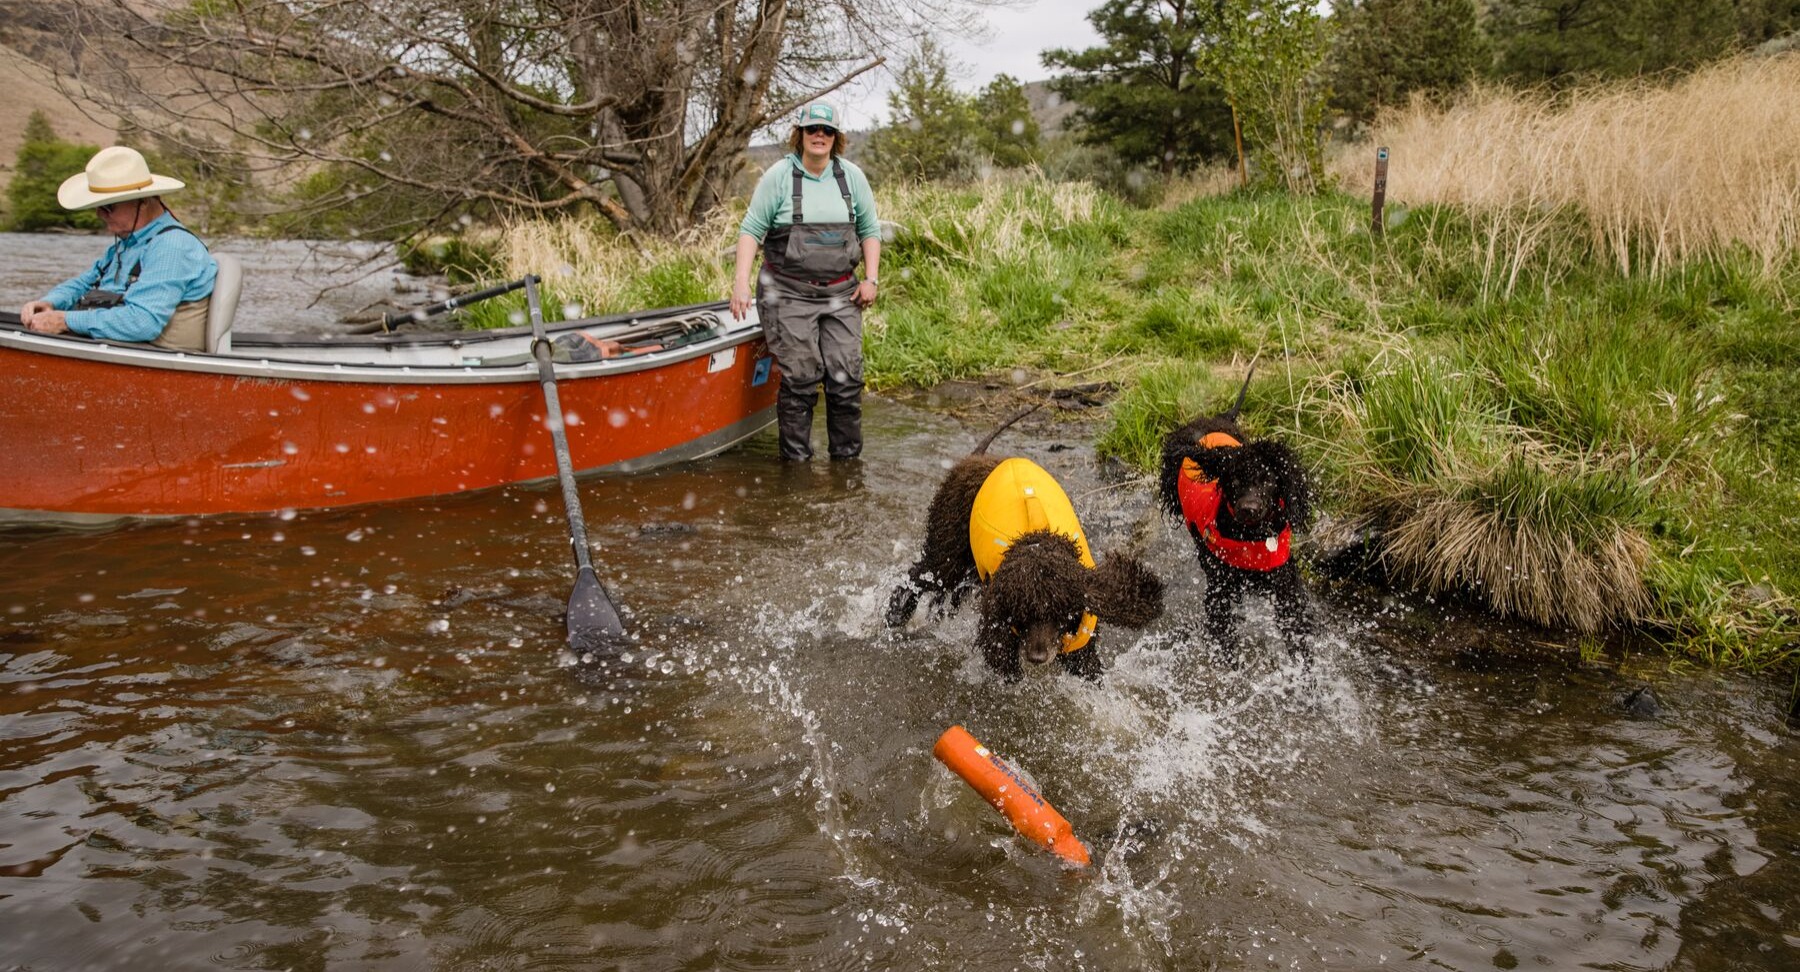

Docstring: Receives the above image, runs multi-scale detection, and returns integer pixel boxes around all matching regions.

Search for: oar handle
[383,276,532,331]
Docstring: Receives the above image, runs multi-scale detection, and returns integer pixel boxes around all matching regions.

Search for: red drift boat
[0,285,777,522]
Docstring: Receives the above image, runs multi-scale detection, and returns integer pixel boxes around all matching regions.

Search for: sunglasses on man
[800,125,836,136]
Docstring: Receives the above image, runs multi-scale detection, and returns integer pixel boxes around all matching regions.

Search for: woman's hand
[729,279,753,321]
[855,279,878,309]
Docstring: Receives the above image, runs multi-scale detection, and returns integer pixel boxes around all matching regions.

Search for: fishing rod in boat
[523,273,627,653]
[381,277,532,331]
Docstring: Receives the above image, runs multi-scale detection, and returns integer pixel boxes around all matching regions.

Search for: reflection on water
[0,232,431,334]
[1,400,1796,971]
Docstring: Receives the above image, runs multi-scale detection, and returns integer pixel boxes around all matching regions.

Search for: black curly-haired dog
[886,408,1165,680]
[1158,366,1314,659]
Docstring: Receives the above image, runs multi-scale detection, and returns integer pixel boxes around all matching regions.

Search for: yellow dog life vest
[968,457,1099,654]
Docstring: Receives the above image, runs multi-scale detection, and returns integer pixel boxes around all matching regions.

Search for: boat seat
[207,254,243,353]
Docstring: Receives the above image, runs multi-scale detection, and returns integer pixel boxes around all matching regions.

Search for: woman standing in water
[729,100,881,461]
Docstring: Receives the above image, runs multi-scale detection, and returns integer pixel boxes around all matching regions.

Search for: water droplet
[509,310,526,326]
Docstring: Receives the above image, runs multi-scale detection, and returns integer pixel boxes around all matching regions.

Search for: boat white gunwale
[0,312,767,385]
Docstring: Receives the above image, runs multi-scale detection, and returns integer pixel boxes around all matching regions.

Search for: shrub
[5,112,101,232]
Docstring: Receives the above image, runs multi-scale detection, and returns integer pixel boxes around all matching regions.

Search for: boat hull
[0,323,777,518]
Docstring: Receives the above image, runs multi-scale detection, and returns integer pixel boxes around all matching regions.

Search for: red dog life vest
[1177,431,1291,572]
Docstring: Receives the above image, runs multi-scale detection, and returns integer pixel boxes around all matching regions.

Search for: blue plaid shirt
[44,211,218,343]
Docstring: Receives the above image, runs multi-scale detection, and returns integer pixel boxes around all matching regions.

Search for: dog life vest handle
[933,725,1090,866]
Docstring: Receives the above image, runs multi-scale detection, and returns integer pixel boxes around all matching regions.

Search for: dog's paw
[884,586,920,628]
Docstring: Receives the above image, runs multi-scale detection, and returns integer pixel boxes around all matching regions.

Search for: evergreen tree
[868,39,982,182]
[1489,0,1738,86]
[1328,0,1489,124]
[6,112,102,233]
[1043,0,1234,175]
[973,74,1040,168]
[1735,0,1800,48]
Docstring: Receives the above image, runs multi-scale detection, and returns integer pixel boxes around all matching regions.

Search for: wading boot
[777,380,817,461]
[824,382,862,460]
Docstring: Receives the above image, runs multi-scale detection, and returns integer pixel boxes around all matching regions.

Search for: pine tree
[1488,0,1738,86]
[1328,0,1490,124]
[867,39,982,182]
[1043,0,1234,175]
[973,74,1040,169]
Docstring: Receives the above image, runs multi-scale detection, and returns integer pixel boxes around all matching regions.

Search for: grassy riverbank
[486,57,1799,670]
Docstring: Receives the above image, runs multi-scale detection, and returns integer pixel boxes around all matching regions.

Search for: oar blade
[567,565,625,653]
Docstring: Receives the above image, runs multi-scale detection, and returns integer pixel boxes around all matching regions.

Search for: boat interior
[2,259,749,370]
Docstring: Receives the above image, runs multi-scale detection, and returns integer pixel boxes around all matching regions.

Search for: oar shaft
[525,275,595,574]
[385,277,531,330]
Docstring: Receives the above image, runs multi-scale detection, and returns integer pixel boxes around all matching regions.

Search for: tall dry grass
[1333,54,1800,278]
[493,212,739,315]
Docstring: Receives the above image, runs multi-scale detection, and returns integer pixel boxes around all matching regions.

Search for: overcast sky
[837,0,1105,129]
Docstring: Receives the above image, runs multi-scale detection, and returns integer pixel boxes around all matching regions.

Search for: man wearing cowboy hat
[16,146,217,351]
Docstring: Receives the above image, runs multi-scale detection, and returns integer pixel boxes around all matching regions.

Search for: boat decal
[708,347,737,373]
[752,356,773,386]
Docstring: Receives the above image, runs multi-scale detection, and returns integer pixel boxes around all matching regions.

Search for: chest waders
[78,222,213,351]
[758,158,866,461]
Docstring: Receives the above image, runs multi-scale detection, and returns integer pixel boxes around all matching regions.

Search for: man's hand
[855,279,878,309]
[24,308,69,335]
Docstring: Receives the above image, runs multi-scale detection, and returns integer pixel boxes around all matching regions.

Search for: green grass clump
[1095,360,1225,472]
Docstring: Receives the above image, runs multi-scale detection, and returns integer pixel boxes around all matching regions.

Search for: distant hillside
[0,3,122,203]
[1021,79,1079,135]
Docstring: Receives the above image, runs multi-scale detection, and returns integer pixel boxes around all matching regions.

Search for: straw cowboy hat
[57,146,185,211]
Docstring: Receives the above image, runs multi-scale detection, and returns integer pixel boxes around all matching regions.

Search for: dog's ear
[1268,441,1313,530]
[1158,437,1228,516]
[1085,553,1165,628]
[1156,436,1189,516]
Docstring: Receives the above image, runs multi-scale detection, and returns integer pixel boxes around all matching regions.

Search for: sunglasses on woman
[801,125,835,136]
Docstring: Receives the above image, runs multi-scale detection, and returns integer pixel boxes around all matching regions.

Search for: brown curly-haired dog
[886,410,1165,680]
[1158,366,1314,659]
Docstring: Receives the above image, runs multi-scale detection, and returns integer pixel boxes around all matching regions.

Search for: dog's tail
[1225,353,1260,422]
[971,402,1045,455]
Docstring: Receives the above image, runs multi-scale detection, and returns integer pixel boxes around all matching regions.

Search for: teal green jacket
[738,154,880,243]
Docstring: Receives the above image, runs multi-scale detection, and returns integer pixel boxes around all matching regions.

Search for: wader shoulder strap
[789,159,857,226]
[123,222,205,287]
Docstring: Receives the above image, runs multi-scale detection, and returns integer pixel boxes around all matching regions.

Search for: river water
[2,236,1798,970]
[2,398,1796,971]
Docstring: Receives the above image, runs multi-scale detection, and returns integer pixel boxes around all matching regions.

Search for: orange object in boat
[932,725,1090,866]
